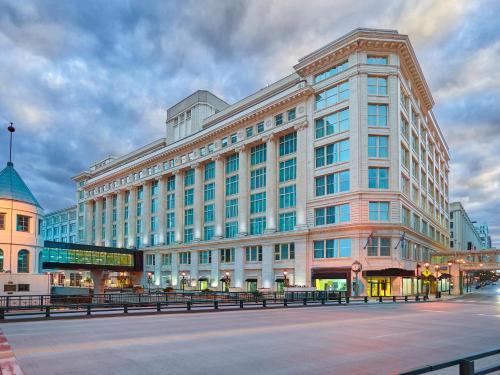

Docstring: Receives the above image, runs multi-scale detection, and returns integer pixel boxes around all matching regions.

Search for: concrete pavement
[1,287,499,375]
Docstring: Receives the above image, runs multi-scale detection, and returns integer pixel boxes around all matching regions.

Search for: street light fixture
[447,261,452,295]
[434,265,440,298]
[223,271,230,293]
[181,272,186,291]
[283,270,289,288]
[147,272,153,293]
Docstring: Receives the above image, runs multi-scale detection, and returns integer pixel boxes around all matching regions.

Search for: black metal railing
[399,348,500,375]
[0,290,441,320]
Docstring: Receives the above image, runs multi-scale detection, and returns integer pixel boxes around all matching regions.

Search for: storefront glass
[367,277,391,297]
[315,279,347,291]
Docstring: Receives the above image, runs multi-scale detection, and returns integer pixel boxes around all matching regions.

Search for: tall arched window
[0,249,3,271]
[18,250,29,273]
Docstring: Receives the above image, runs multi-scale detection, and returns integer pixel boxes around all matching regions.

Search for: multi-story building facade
[73,28,450,296]
[449,202,483,251]
[43,206,78,244]
[472,222,492,249]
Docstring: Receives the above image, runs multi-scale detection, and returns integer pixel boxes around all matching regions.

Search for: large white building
[73,29,451,296]
[449,202,483,251]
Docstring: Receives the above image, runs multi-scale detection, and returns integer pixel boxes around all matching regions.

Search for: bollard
[404,296,408,302]
[346,297,350,304]
[303,298,307,306]
[424,295,428,301]
[338,295,342,304]
[124,305,128,314]
[262,299,267,308]
[321,298,325,305]
[284,298,288,307]
[86,305,91,316]
[364,296,368,303]
[214,300,219,310]
[45,306,50,318]
[157,302,161,312]
[239,300,244,309]
[459,360,475,375]
[0,308,4,320]
[379,296,383,303]
[416,295,420,302]
[187,301,192,311]
[392,296,396,303]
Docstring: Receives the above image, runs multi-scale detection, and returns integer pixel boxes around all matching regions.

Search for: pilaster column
[193,164,203,241]
[262,244,273,289]
[234,246,244,289]
[157,176,166,245]
[265,135,277,232]
[294,121,308,229]
[190,251,199,286]
[154,253,161,286]
[237,146,249,236]
[213,156,225,238]
[174,170,184,243]
[105,195,113,246]
[294,238,307,287]
[171,252,178,287]
[211,249,219,288]
[85,200,93,245]
[95,197,103,246]
[142,182,151,246]
[128,186,137,248]
[116,190,124,247]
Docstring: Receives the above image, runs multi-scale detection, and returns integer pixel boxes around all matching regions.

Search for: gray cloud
[0,0,499,246]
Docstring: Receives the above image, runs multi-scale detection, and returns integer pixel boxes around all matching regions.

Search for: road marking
[422,309,447,313]
[0,330,25,375]
[371,331,420,339]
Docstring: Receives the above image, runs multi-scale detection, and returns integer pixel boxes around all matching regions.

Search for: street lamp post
[223,271,230,293]
[447,262,452,295]
[458,259,464,295]
[416,264,421,298]
[147,272,153,293]
[351,261,362,297]
[181,272,186,291]
[434,265,440,298]
[283,270,289,289]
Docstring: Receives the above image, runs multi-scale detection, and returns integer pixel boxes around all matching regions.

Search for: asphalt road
[2,286,499,375]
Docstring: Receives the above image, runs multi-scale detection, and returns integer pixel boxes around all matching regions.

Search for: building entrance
[367,277,391,297]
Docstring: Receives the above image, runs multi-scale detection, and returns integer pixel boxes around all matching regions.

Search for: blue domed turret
[0,162,42,208]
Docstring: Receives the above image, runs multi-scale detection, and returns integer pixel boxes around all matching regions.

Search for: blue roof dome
[0,162,42,208]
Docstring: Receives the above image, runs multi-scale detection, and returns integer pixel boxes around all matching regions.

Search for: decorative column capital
[294,120,309,131]
[190,162,201,169]
[235,145,247,153]
[211,154,223,162]
[262,134,275,144]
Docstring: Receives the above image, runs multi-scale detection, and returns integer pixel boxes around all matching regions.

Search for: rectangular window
[314,204,350,226]
[315,139,349,167]
[166,212,175,229]
[367,76,388,95]
[279,212,296,232]
[225,221,238,238]
[204,161,215,181]
[275,113,283,126]
[315,108,349,139]
[220,248,235,263]
[246,126,253,137]
[367,237,391,256]
[400,116,409,140]
[279,185,296,209]
[225,175,239,196]
[199,250,212,264]
[249,217,266,235]
[250,144,267,165]
[279,132,297,156]
[16,215,30,232]
[274,243,295,260]
[315,81,349,111]
[204,182,215,201]
[204,226,214,241]
[226,154,239,174]
[167,176,175,191]
[151,181,159,195]
[250,167,266,189]
[225,198,238,218]
[245,246,263,262]
[184,209,194,226]
[287,108,296,121]
[367,56,388,65]
[368,135,389,158]
[184,228,193,243]
[137,186,144,200]
[150,216,158,232]
[146,254,155,266]
[167,193,175,209]
[314,238,351,258]
[314,60,349,83]
[257,122,264,133]
[184,188,194,206]
[161,253,171,266]
[279,158,296,182]
[204,204,214,222]
[369,202,390,221]
[368,104,388,127]
[179,252,191,265]
[151,198,158,214]
[250,192,266,213]
[315,170,350,196]
[368,167,389,189]
[184,169,195,186]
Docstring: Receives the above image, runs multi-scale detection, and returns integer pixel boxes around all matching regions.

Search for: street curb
[0,330,24,375]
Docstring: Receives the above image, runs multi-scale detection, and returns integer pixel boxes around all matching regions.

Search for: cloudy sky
[0,0,499,246]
